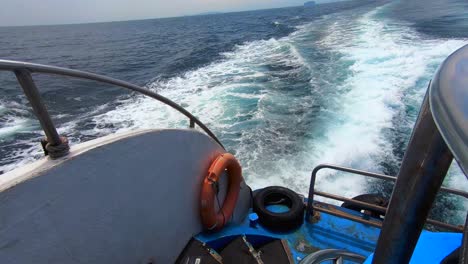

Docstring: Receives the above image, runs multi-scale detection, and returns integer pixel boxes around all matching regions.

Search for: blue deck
[197,204,381,262]
[364,231,462,264]
[196,204,462,263]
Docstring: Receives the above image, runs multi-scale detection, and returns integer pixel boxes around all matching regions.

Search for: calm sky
[0,0,337,26]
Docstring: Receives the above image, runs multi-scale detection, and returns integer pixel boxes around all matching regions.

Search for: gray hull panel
[0,129,250,263]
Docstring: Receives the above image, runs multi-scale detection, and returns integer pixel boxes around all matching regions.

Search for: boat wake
[0,2,466,224]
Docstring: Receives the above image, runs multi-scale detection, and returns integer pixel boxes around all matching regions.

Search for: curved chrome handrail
[299,249,366,264]
[0,59,224,150]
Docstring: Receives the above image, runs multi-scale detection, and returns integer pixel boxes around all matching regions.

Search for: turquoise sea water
[0,0,467,225]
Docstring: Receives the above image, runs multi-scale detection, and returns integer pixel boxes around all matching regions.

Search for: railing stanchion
[14,69,69,158]
[306,166,321,222]
[14,69,70,159]
[15,69,62,146]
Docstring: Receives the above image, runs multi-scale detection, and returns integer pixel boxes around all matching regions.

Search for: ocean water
[0,0,467,225]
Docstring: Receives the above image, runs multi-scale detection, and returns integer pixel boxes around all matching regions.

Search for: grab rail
[299,249,366,264]
[0,59,224,157]
[305,164,468,232]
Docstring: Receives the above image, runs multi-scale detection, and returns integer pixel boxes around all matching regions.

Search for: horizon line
[0,4,311,28]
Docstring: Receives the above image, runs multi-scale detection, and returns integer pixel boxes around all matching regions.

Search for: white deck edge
[0,129,155,192]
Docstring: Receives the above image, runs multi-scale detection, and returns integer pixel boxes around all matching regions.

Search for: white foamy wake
[92,38,303,127]
[1,4,466,224]
[298,6,468,213]
[0,99,44,174]
[0,101,35,138]
[90,37,314,181]
[82,5,468,206]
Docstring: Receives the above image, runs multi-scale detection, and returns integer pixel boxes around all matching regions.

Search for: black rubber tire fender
[341,194,388,218]
[253,186,304,232]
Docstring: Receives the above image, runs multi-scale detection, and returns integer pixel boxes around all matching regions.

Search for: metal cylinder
[372,92,453,263]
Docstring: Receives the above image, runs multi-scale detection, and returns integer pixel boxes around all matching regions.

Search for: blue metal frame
[197,205,382,263]
[196,203,463,263]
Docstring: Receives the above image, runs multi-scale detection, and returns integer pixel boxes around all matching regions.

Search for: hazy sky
[0,0,337,27]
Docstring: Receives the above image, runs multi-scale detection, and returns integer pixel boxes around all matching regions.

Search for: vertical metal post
[372,92,453,263]
[14,69,68,157]
[306,166,320,222]
[336,256,344,264]
[461,213,468,264]
[189,118,195,128]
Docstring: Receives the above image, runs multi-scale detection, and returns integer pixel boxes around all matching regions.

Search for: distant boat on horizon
[304,1,316,7]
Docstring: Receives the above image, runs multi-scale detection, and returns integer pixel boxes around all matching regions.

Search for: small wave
[0,118,33,138]
[0,100,37,140]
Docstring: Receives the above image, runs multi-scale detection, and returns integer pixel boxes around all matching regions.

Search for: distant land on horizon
[194,11,224,16]
[193,1,320,17]
[1,0,346,27]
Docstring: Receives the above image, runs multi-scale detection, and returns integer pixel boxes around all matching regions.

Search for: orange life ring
[200,153,243,231]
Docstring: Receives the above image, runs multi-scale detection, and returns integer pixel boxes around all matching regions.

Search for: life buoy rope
[200,153,243,231]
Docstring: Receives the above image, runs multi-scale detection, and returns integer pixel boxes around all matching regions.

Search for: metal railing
[299,249,366,264]
[0,59,224,157]
[305,164,468,232]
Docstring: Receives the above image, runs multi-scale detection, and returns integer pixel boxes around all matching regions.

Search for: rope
[42,136,70,159]
[213,182,226,226]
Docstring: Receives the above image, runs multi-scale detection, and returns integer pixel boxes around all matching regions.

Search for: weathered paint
[196,204,381,263]
[196,201,462,263]
[196,202,462,263]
